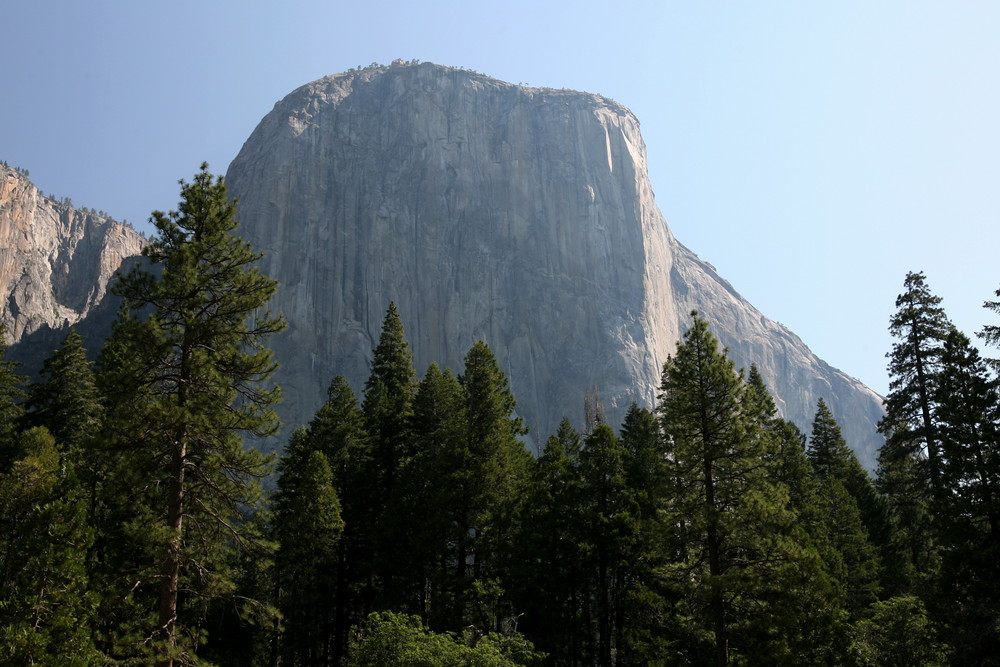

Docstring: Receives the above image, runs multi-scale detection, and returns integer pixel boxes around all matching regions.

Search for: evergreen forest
[0,167,998,666]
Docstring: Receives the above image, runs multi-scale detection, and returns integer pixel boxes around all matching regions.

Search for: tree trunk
[704,454,727,666]
[157,432,186,667]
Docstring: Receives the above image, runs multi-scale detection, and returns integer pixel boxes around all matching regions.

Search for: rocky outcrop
[0,165,145,343]
[226,62,885,468]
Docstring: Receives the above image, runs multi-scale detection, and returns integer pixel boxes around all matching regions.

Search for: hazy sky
[3,1,998,397]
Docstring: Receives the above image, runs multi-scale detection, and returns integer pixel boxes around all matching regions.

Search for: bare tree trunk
[157,432,186,667]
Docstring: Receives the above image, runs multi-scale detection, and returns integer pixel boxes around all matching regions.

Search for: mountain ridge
[0,164,144,343]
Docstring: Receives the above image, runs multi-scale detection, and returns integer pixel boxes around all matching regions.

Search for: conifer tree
[0,427,99,663]
[454,340,531,628]
[615,403,678,664]
[880,271,952,496]
[808,400,882,615]
[273,443,344,665]
[26,327,102,456]
[978,283,1000,372]
[98,164,284,664]
[390,363,467,622]
[0,323,25,473]
[25,328,106,545]
[932,328,1000,662]
[510,417,586,665]
[578,423,636,667]
[619,403,665,525]
[301,375,370,664]
[362,302,417,503]
[362,303,417,614]
[658,313,843,665]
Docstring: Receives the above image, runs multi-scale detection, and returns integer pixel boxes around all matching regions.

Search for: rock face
[0,165,145,343]
[226,62,885,468]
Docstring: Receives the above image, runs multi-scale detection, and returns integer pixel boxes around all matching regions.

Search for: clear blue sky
[3,1,999,397]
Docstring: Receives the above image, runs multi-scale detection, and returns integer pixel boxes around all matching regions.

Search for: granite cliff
[0,165,145,344]
[226,62,885,468]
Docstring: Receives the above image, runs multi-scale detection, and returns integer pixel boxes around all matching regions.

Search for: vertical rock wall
[0,166,145,342]
[226,62,885,468]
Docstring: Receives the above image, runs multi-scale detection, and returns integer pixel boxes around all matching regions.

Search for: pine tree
[978,283,1000,373]
[362,302,417,504]
[932,328,1000,662]
[301,375,371,665]
[454,340,531,629]
[390,363,467,623]
[880,271,952,496]
[808,400,882,615]
[510,418,587,665]
[577,423,636,667]
[98,164,284,664]
[0,427,99,664]
[616,403,677,665]
[658,313,843,665]
[25,328,105,549]
[874,416,938,598]
[935,329,1000,547]
[273,443,344,665]
[741,366,851,662]
[362,303,417,614]
[26,328,102,456]
[0,323,25,473]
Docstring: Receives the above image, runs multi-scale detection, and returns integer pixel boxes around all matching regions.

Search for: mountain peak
[226,65,885,467]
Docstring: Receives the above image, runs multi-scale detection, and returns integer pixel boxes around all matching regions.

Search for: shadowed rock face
[0,166,145,343]
[226,62,884,468]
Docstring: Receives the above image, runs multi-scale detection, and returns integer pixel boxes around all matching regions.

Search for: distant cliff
[0,165,145,343]
[226,62,885,468]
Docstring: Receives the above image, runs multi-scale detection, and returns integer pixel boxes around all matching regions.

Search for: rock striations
[0,165,145,343]
[226,62,885,468]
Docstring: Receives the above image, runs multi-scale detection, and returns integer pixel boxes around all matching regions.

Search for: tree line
[0,166,997,665]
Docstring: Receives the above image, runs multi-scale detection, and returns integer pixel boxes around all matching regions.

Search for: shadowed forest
[1,168,998,666]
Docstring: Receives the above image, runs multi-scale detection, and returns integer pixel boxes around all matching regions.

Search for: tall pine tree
[454,340,531,630]
[273,442,344,666]
[300,375,371,665]
[99,164,284,664]
[932,328,1000,663]
[880,271,952,496]
[658,313,843,665]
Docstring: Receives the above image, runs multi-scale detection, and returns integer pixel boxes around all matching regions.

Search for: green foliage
[508,418,588,663]
[363,301,417,500]
[931,328,1000,663]
[296,375,371,664]
[386,362,467,621]
[97,163,284,663]
[347,611,543,667]
[26,328,102,457]
[0,323,26,473]
[852,596,948,667]
[658,313,847,664]
[978,283,1000,372]
[273,444,344,665]
[0,427,99,665]
[454,341,532,625]
[880,271,952,495]
[809,399,883,614]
